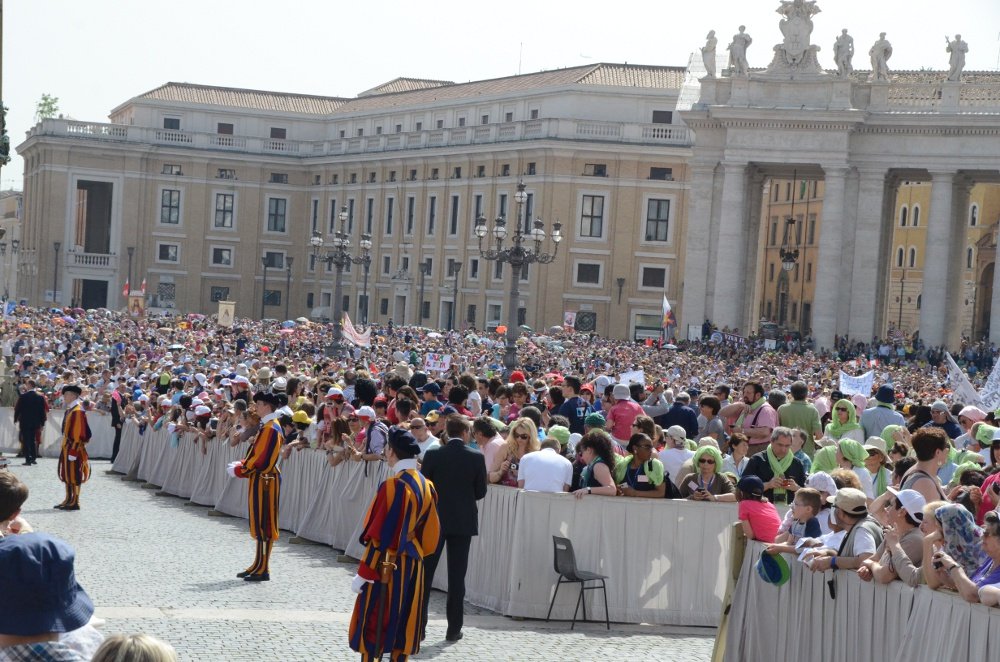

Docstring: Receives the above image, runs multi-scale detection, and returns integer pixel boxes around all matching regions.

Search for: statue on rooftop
[702,30,718,78]
[763,0,824,77]
[869,32,893,82]
[833,29,854,78]
[945,34,968,82]
[727,26,753,77]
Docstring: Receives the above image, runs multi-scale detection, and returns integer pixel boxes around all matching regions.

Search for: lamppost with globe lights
[310,205,372,358]
[474,181,561,374]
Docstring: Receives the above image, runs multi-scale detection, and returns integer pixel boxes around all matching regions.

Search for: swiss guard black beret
[61,384,83,395]
[252,390,280,407]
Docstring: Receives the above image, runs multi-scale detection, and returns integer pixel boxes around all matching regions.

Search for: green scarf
[825,399,863,440]
[838,438,867,468]
[766,444,794,497]
[880,424,904,449]
[872,466,890,497]
[811,446,839,474]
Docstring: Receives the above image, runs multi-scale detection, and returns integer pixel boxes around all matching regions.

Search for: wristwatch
[587,487,592,494]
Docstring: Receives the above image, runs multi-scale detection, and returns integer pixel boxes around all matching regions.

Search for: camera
[932,559,944,570]
[509,462,519,471]
[210,418,219,430]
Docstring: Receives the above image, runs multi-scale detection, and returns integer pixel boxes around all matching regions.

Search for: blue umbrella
[281,320,296,328]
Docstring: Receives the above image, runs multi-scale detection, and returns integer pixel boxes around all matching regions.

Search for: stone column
[990,233,1000,345]
[812,165,849,351]
[711,161,748,330]
[837,169,860,337]
[920,171,956,347]
[848,168,889,341]
[945,176,973,348]
[740,169,766,331]
[680,164,718,331]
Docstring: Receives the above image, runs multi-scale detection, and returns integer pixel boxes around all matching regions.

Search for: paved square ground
[6,459,715,661]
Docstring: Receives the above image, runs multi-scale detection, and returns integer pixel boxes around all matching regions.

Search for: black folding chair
[545,535,610,630]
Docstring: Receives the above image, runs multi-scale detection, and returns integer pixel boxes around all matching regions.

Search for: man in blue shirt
[557,376,591,434]
[419,382,444,416]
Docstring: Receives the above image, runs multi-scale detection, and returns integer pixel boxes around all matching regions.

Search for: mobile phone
[210,418,219,430]
[932,560,944,570]
[992,482,1000,495]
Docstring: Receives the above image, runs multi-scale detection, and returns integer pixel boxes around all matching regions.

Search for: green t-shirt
[777,401,822,455]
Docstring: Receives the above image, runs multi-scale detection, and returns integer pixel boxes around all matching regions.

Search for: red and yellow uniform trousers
[350,468,440,662]
[234,419,283,577]
[57,404,92,508]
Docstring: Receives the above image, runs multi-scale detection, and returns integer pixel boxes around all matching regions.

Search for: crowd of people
[3,303,1000,659]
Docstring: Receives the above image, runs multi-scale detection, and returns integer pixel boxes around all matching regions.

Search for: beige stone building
[17,64,695,339]
[0,190,22,301]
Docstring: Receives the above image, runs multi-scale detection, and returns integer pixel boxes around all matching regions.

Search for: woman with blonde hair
[488,417,540,486]
[91,634,178,662]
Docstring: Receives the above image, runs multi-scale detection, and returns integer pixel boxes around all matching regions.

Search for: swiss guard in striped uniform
[349,427,440,662]
[227,390,283,581]
[55,384,92,511]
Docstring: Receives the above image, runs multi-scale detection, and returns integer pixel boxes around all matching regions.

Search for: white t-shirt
[467,390,482,416]
[417,434,440,460]
[849,526,878,557]
[660,447,695,486]
[518,448,573,493]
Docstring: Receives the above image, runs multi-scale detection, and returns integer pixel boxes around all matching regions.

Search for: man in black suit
[420,415,487,643]
[13,380,47,466]
[109,382,128,462]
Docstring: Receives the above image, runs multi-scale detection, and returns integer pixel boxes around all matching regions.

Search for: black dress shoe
[22,462,33,466]
[445,631,463,642]
[237,571,251,578]
[53,504,66,509]
[63,505,80,511]
[244,573,270,582]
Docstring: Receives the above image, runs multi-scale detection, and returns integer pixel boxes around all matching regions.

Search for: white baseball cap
[886,487,927,522]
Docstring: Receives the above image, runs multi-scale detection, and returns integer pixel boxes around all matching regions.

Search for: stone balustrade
[30,116,694,160]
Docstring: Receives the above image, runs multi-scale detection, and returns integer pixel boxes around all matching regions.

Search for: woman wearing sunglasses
[678,446,735,502]
[822,399,865,446]
[488,417,539,486]
[614,433,666,498]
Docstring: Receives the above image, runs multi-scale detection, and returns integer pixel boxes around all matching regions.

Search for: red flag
[121,279,129,297]
[140,278,147,295]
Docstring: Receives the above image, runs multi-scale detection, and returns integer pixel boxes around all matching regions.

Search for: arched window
[896,247,904,267]
[912,205,920,227]
[970,204,979,226]
[908,247,917,268]
[967,246,974,269]
[899,206,908,226]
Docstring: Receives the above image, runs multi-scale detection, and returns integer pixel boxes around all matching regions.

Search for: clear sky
[3,0,999,189]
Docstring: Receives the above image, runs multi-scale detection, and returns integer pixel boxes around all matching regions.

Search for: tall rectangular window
[428,196,436,235]
[523,193,534,233]
[449,195,459,235]
[267,198,287,232]
[160,189,180,224]
[499,194,508,218]
[474,194,483,218]
[214,193,234,228]
[406,197,415,234]
[366,198,374,235]
[311,199,319,234]
[644,199,670,241]
[580,195,604,238]
[385,198,394,235]
[348,199,355,235]
[469,258,479,279]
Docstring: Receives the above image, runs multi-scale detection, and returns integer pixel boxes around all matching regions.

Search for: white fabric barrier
[723,541,1000,662]
[111,423,143,476]
[114,426,737,626]
[505,491,735,626]
[0,406,116,459]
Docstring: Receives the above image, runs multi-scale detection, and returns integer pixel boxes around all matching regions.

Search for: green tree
[34,93,60,122]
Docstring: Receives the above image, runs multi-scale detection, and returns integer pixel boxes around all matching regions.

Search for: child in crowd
[737,475,781,543]
[0,470,32,537]
[764,487,823,555]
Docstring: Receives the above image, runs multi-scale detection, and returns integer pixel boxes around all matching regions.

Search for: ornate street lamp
[474,180,561,374]
[310,205,372,358]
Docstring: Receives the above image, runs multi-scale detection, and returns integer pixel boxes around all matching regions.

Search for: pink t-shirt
[740,403,778,436]
[739,499,781,543]
[606,400,643,441]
